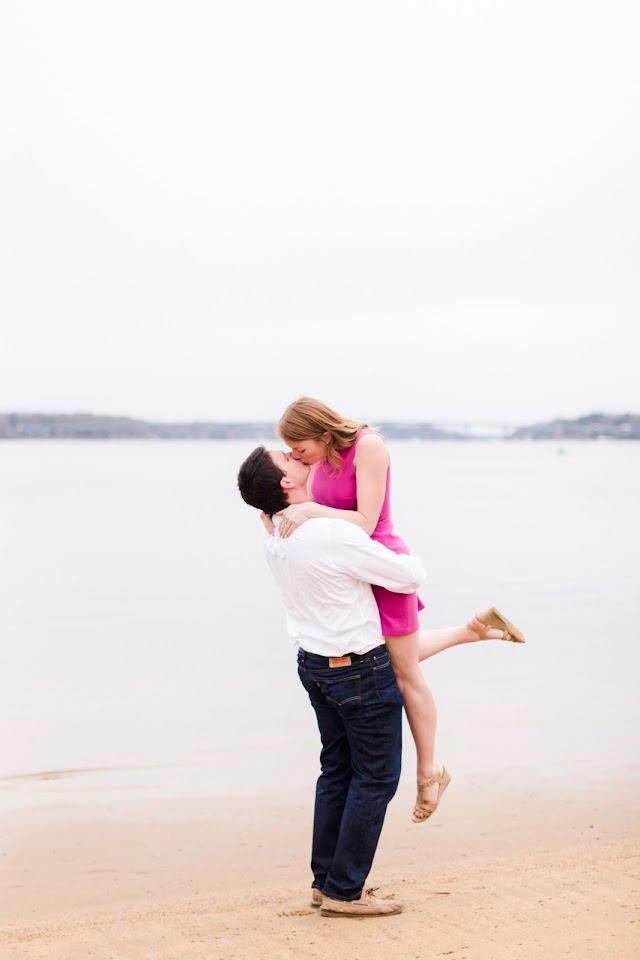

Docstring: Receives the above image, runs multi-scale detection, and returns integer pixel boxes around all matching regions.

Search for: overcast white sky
[2,0,639,425]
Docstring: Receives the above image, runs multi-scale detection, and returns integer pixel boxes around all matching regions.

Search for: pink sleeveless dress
[310,430,424,636]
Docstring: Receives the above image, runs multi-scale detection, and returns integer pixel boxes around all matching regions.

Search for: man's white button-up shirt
[263,517,426,657]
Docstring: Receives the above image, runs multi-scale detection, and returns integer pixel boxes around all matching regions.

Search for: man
[237,445,427,919]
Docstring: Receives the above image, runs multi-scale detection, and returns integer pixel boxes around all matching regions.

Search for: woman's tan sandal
[412,765,451,824]
[475,606,526,644]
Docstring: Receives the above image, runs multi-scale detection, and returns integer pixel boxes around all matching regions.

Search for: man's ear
[280,476,295,490]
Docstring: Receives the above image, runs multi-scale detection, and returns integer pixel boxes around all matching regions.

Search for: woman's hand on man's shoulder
[259,511,276,535]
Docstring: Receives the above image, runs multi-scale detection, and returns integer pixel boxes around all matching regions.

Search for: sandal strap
[417,774,443,791]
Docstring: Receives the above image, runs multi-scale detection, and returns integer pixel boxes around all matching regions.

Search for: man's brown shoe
[310,888,323,908]
[320,892,402,918]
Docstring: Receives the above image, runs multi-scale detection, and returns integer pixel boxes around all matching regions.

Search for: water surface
[1,439,638,811]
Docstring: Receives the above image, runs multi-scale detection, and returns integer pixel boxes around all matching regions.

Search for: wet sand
[1,773,638,959]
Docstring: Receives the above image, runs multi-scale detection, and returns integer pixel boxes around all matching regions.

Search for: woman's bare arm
[278,433,389,537]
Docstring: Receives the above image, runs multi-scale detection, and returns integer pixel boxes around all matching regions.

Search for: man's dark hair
[237,445,289,514]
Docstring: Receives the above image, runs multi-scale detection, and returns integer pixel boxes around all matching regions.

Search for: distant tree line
[0,413,277,440]
[508,413,640,440]
[0,411,638,440]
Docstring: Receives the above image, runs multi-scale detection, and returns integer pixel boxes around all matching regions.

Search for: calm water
[1,439,639,812]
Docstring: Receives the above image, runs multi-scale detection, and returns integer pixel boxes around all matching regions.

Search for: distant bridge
[376,420,523,439]
[430,421,522,437]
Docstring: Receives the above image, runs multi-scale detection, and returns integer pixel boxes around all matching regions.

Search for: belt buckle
[329,655,352,668]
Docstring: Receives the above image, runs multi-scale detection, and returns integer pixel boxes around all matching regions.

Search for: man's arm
[328,522,426,593]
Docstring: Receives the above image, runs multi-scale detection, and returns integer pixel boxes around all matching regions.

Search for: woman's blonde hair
[277,397,371,471]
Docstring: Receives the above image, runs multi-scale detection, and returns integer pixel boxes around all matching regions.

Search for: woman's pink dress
[310,430,424,636]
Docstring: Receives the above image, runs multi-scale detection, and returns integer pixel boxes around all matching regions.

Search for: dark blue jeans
[297,645,403,902]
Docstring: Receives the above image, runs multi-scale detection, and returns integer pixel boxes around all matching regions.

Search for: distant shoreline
[0,411,638,440]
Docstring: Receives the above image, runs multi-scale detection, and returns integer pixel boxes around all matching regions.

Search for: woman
[271,397,524,824]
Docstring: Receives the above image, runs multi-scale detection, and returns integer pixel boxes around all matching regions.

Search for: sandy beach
[2,441,639,957]
[2,772,638,960]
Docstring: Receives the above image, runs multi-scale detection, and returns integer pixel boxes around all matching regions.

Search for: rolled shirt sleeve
[329,523,426,593]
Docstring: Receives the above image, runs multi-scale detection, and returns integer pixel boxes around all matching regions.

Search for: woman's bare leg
[384,631,442,820]
[385,617,514,820]
[417,616,510,662]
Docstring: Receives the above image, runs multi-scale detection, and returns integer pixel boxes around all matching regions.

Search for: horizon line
[1,409,636,429]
